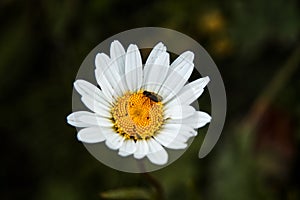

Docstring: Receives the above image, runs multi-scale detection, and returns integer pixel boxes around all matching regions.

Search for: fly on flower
[67,40,211,165]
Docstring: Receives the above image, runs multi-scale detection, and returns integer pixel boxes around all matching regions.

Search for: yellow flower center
[111,91,164,140]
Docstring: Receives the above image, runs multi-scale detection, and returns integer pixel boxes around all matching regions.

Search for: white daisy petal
[95,68,114,102]
[159,51,194,102]
[105,66,127,98]
[67,111,112,127]
[95,53,110,69]
[81,96,111,118]
[146,138,168,165]
[175,76,210,105]
[155,123,196,149]
[170,111,211,129]
[145,42,166,66]
[155,125,179,142]
[170,51,194,69]
[105,68,128,98]
[119,140,137,156]
[172,133,191,144]
[164,105,195,119]
[125,44,143,91]
[164,140,187,149]
[134,140,149,159]
[109,41,128,96]
[103,130,125,150]
[110,40,126,75]
[67,120,88,128]
[192,111,212,128]
[155,123,191,147]
[77,127,106,143]
[180,124,198,137]
[79,114,112,127]
[143,42,167,92]
[96,53,126,98]
[118,150,131,157]
[74,79,111,107]
[175,125,197,141]
[155,129,185,149]
[143,52,170,93]
[67,111,94,127]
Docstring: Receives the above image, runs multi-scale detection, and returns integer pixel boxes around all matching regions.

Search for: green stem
[137,160,165,200]
[142,173,165,200]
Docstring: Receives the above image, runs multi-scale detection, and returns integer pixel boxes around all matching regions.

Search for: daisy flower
[67,40,211,165]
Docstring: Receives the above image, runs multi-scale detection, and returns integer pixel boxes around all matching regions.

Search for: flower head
[67,41,211,165]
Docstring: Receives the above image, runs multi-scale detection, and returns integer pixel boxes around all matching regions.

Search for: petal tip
[203,76,210,83]
[155,42,166,49]
[76,132,84,142]
[127,44,138,51]
[183,51,194,61]
[110,40,125,52]
[200,76,210,88]
[66,113,73,121]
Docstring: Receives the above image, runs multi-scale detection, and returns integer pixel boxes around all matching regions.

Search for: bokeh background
[1,0,300,199]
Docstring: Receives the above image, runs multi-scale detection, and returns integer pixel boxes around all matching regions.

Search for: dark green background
[1,0,300,199]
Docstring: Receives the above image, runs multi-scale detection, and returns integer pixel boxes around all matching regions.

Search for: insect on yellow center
[111,91,164,140]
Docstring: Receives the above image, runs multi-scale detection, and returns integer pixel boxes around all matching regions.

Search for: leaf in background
[100,187,154,200]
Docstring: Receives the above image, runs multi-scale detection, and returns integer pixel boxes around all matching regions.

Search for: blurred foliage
[100,187,154,199]
[1,0,300,200]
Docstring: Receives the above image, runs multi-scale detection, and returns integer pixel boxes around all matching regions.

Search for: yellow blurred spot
[212,37,233,57]
[200,10,225,33]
